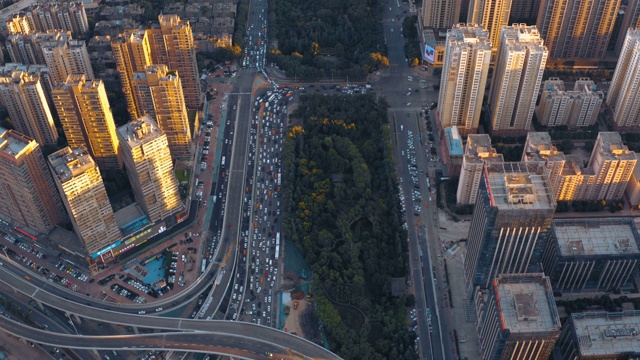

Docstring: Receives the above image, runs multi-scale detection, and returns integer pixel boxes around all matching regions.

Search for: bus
[221,156,226,168]
[277,174,281,186]
[201,259,207,274]
[275,233,280,260]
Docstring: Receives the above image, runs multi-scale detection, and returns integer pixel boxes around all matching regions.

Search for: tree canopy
[283,94,416,359]
[268,0,387,80]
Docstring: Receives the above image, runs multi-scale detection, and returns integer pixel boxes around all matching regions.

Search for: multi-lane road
[0,259,340,359]
[381,1,454,359]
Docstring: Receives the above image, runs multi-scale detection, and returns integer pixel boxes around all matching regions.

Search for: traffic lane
[393,111,434,359]
[207,72,257,314]
[400,115,447,360]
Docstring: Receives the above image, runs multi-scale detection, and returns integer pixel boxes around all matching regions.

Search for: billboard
[423,45,435,63]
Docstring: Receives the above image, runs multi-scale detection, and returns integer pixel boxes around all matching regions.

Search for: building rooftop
[0,126,32,158]
[595,132,637,161]
[48,147,97,183]
[553,218,640,256]
[464,134,503,164]
[494,273,561,334]
[445,127,463,156]
[0,63,49,77]
[502,24,546,52]
[570,311,640,357]
[484,162,555,210]
[523,132,565,163]
[543,77,566,93]
[117,115,164,149]
[448,23,492,49]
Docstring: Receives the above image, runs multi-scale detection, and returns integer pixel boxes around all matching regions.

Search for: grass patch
[175,169,191,183]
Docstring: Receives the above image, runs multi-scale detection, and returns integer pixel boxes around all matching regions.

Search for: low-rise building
[456,134,503,205]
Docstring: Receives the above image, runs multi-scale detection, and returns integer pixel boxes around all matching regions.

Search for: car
[155,307,163,312]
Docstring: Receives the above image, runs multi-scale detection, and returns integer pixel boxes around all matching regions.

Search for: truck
[277,175,281,186]
[221,156,226,168]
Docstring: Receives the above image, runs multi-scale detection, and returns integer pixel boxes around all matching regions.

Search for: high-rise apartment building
[457,134,504,205]
[0,127,67,234]
[626,162,640,207]
[6,13,33,35]
[522,132,566,197]
[467,0,512,51]
[537,0,621,59]
[117,115,182,223]
[537,77,604,127]
[490,25,547,134]
[0,70,57,146]
[438,24,491,134]
[422,0,461,29]
[510,0,542,23]
[112,15,201,113]
[588,132,637,200]
[465,162,556,296]
[6,2,89,36]
[0,63,53,110]
[40,36,94,84]
[474,273,561,360]
[556,311,640,359]
[132,64,192,160]
[111,29,153,119]
[614,0,640,55]
[48,147,121,255]
[150,15,201,110]
[541,218,640,293]
[5,30,93,83]
[52,75,122,170]
[608,29,640,128]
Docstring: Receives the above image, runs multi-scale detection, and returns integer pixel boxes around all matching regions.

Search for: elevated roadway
[0,267,340,359]
[0,315,329,360]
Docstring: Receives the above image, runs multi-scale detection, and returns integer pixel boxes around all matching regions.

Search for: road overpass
[0,0,37,22]
[0,260,340,359]
[0,315,329,360]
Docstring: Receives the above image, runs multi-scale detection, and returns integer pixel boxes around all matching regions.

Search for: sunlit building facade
[490,25,547,134]
[132,64,192,161]
[0,70,58,146]
[52,75,122,170]
[0,127,67,234]
[438,24,491,134]
[537,0,621,59]
[48,147,121,254]
[117,115,182,223]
